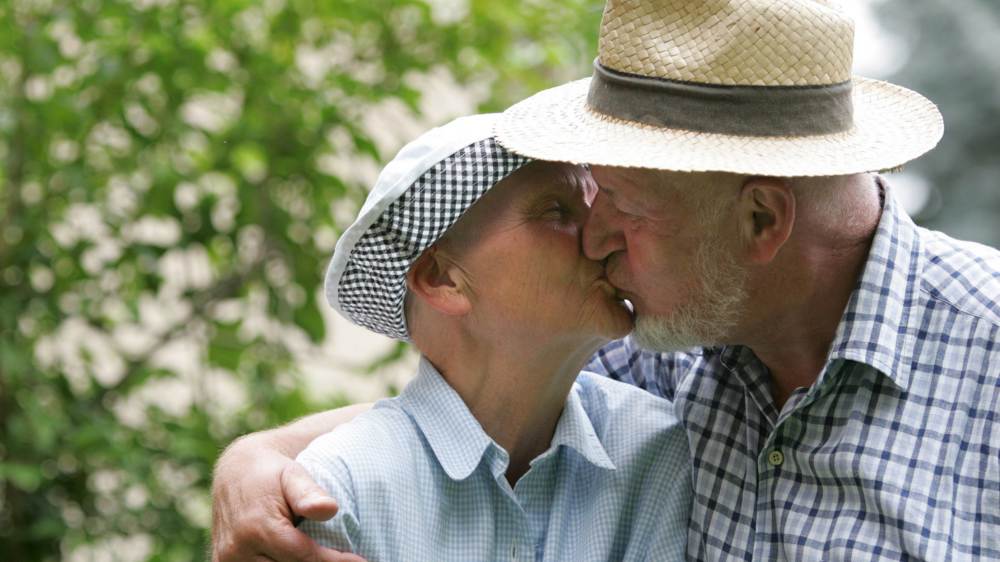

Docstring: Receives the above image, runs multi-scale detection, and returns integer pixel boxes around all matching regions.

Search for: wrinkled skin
[211,434,366,562]
[209,163,630,559]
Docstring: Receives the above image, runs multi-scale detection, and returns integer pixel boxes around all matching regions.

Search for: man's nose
[582,190,627,261]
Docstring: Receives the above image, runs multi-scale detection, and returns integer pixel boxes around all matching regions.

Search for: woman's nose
[582,191,627,261]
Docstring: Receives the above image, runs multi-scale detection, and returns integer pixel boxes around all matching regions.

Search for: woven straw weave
[496,0,943,175]
[497,77,943,176]
[599,0,854,86]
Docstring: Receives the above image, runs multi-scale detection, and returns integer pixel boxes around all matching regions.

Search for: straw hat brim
[496,76,943,177]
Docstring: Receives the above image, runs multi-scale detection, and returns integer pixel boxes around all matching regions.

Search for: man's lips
[593,272,635,317]
[602,258,628,291]
[600,267,629,297]
[600,263,637,318]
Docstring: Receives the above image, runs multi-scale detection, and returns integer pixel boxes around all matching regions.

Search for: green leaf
[230,142,268,183]
[208,322,244,371]
[208,341,243,371]
[292,299,325,343]
[1,462,43,492]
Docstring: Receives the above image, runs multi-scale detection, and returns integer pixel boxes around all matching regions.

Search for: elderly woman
[296,114,690,560]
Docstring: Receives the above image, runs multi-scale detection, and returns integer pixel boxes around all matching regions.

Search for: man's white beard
[632,228,748,353]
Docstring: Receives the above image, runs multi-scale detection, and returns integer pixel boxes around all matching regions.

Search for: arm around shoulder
[210,403,373,562]
[296,447,362,553]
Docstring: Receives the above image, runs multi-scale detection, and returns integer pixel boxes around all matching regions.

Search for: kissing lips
[593,276,618,297]
[593,274,635,319]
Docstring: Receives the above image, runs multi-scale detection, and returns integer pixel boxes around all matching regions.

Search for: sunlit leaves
[0,0,605,559]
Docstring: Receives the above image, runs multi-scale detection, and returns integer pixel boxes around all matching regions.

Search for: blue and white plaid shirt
[586,179,1000,561]
[298,358,691,561]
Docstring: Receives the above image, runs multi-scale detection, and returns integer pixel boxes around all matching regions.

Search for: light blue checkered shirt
[298,358,691,561]
[586,178,1000,560]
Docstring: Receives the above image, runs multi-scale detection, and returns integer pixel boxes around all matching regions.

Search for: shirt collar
[397,357,494,481]
[546,380,617,471]
[398,358,617,481]
[825,175,924,391]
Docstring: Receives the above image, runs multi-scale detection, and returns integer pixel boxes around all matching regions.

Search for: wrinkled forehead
[589,166,744,209]
[590,165,660,193]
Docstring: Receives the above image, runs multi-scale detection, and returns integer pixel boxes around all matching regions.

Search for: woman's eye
[545,204,573,220]
[539,201,563,215]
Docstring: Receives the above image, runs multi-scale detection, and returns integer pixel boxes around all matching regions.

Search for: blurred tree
[877,0,1000,246]
[0,0,601,559]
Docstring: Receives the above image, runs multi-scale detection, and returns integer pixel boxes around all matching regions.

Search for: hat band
[587,61,854,137]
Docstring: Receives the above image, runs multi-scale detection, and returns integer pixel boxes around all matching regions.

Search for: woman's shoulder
[574,370,677,417]
[296,397,465,557]
[296,399,429,485]
[571,371,688,462]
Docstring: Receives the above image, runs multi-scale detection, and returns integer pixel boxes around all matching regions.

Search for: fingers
[210,444,354,562]
[281,461,340,521]
[213,489,331,562]
[325,552,368,562]
[265,520,366,562]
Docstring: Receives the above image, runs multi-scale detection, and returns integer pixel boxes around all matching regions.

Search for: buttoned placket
[754,429,781,561]
[516,454,558,561]
[492,503,533,562]
[489,446,546,562]
[752,359,843,561]
[498,496,538,562]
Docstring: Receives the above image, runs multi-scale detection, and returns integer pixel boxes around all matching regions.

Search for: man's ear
[737,177,795,264]
[406,247,472,316]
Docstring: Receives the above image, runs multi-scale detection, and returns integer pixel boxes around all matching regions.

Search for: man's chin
[631,313,718,353]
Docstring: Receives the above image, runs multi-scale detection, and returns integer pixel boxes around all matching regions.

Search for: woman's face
[442,161,634,346]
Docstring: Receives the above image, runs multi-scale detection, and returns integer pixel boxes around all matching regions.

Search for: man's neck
[752,240,877,409]
[743,180,883,410]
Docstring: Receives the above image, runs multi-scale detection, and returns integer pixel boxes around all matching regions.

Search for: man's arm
[211,404,372,562]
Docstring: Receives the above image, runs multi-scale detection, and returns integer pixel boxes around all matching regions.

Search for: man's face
[582,166,749,351]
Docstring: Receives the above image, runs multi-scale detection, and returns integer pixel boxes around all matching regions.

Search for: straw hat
[496,0,944,176]
[325,114,529,341]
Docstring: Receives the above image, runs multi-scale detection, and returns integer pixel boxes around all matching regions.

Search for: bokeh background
[1,0,997,560]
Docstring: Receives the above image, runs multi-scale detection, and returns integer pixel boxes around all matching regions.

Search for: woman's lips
[593,276,618,297]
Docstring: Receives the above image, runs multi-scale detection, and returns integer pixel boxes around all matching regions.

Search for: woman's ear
[406,247,472,316]
[737,177,796,264]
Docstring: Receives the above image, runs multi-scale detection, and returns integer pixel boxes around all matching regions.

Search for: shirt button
[767,449,785,467]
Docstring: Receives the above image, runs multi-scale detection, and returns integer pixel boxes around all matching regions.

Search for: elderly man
[212,1,1000,560]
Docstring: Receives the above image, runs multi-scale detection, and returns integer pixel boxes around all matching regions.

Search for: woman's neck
[430,336,604,485]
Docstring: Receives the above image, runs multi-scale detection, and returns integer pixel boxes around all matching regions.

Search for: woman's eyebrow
[542,175,583,197]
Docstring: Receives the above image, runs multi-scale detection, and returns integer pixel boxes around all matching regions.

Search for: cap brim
[496,76,943,177]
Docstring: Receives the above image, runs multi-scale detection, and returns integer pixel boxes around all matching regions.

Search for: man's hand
[211,430,366,562]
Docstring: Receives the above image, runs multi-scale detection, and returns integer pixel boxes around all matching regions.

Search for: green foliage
[0,0,601,559]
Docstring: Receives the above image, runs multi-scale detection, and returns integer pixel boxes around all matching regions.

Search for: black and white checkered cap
[325,114,530,341]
